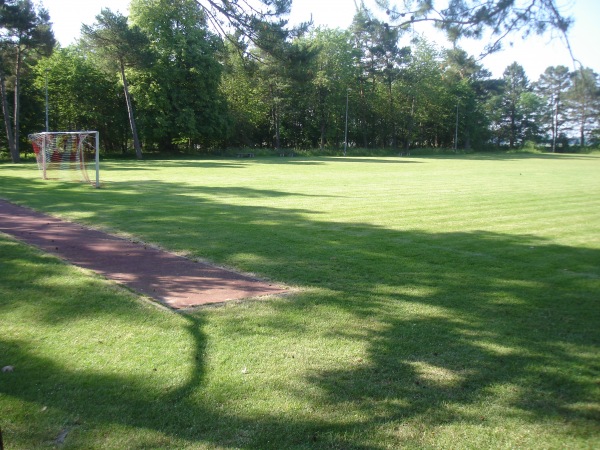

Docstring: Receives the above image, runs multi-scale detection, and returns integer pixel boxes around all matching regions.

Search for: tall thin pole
[44,68,49,132]
[344,89,349,156]
[454,103,459,152]
[95,131,100,188]
[42,133,47,180]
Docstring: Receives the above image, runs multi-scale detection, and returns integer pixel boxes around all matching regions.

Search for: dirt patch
[0,199,287,309]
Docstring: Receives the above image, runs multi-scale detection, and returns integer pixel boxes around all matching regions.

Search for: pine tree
[0,0,54,162]
[566,68,600,148]
[82,9,149,159]
[535,66,571,152]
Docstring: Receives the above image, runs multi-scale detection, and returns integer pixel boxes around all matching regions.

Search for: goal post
[29,131,100,188]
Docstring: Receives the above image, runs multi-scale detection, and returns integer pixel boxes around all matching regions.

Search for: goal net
[29,131,100,188]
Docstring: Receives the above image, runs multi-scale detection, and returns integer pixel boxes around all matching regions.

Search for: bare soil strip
[0,199,287,309]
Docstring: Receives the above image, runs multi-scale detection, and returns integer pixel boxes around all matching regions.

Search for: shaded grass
[1,153,599,448]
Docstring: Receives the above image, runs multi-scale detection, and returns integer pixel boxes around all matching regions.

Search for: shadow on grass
[0,172,599,448]
[458,152,600,161]
[103,159,251,170]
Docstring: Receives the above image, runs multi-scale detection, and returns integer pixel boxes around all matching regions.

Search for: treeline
[2,0,600,161]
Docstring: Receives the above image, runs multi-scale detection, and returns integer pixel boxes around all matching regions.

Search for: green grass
[1,153,599,449]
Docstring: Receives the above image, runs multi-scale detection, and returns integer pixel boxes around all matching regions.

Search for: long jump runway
[0,199,286,309]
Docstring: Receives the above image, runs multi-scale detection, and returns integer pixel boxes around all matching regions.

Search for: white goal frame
[29,131,100,188]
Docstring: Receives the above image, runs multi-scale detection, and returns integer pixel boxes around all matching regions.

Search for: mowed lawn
[1,153,599,449]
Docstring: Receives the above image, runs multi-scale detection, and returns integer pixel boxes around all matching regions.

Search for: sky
[40,0,599,80]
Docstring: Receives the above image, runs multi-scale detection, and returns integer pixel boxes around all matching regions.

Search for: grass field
[1,153,599,449]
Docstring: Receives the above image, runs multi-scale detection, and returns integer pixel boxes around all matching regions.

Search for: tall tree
[566,68,600,148]
[33,48,128,152]
[442,48,491,150]
[252,38,317,150]
[371,20,410,148]
[397,39,451,149]
[0,0,54,162]
[350,6,386,148]
[0,55,16,159]
[129,0,229,151]
[306,28,358,149]
[535,65,571,152]
[497,62,533,148]
[220,39,271,147]
[81,9,148,159]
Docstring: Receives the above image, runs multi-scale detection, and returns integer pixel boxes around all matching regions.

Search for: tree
[306,28,358,149]
[535,65,571,152]
[350,7,379,148]
[129,0,229,151]
[191,0,306,57]
[220,39,271,148]
[32,47,128,152]
[369,20,410,148]
[0,0,54,162]
[519,90,543,144]
[0,57,16,160]
[375,0,573,56]
[566,68,600,148]
[285,41,322,149]
[81,9,148,159]
[251,39,318,150]
[351,5,409,148]
[442,48,492,150]
[496,62,534,148]
[397,39,452,149]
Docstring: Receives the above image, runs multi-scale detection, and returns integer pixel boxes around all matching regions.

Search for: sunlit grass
[1,153,599,448]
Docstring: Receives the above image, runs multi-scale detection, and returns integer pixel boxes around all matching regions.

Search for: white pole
[42,133,47,180]
[344,89,349,156]
[45,69,49,132]
[454,104,459,152]
[95,131,100,188]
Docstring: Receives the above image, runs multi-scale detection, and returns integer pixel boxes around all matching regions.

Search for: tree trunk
[319,87,326,150]
[270,84,280,150]
[388,80,397,149]
[359,86,368,148]
[0,70,18,162]
[120,59,143,159]
[273,105,280,150]
[404,96,415,153]
[551,96,559,153]
[577,102,586,147]
[509,105,516,149]
[13,46,22,156]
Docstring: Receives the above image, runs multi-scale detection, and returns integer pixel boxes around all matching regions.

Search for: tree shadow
[104,159,250,169]
[1,172,599,448]
[458,152,600,161]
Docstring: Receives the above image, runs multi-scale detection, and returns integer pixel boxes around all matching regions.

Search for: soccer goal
[29,131,100,188]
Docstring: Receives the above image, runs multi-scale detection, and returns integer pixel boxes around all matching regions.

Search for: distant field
[1,153,599,448]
